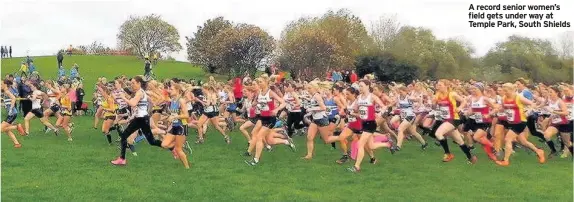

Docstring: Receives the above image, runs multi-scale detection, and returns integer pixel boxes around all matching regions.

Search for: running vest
[397,95,415,119]
[218,90,228,103]
[113,89,128,109]
[284,93,301,112]
[548,99,568,125]
[502,95,526,124]
[325,98,338,118]
[2,92,17,115]
[135,89,149,117]
[169,98,184,126]
[346,100,362,130]
[357,93,376,121]
[47,89,58,106]
[470,96,490,123]
[31,90,43,109]
[436,92,458,121]
[245,99,257,118]
[565,96,574,121]
[257,89,275,117]
[309,94,327,120]
[203,94,217,113]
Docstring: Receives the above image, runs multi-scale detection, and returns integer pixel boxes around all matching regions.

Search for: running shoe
[265,144,273,152]
[442,153,455,162]
[183,141,193,155]
[346,166,360,173]
[45,127,52,134]
[370,158,378,164]
[495,160,509,166]
[245,159,258,166]
[195,138,204,144]
[535,149,546,164]
[336,155,349,164]
[14,144,22,148]
[560,150,570,158]
[242,152,252,157]
[224,136,231,144]
[53,129,59,136]
[467,156,477,164]
[286,138,296,152]
[135,135,145,143]
[132,152,138,156]
[111,157,126,166]
[421,142,429,150]
[16,124,25,136]
[68,137,73,142]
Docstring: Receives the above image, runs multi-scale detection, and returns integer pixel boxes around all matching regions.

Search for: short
[203,111,218,119]
[463,119,489,132]
[49,105,60,113]
[193,103,204,114]
[444,119,463,128]
[235,97,244,109]
[169,125,186,136]
[555,122,573,133]
[60,110,72,116]
[496,120,509,128]
[313,117,330,127]
[248,116,259,124]
[104,115,116,120]
[505,122,527,134]
[4,114,17,124]
[260,116,276,128]
[361,120,377,133]
[152,108,164,114]
[402,115,415,123]
[30,108,44,118]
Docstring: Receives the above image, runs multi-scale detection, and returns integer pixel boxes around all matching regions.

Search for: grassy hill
[1,55,573,201]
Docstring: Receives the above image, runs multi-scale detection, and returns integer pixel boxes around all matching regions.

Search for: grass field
[1,56,573,201]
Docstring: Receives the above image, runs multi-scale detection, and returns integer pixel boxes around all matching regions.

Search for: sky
[0,0,573,61]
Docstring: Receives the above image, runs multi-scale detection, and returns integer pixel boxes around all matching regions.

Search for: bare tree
[554,31,573,59]
[369,14,402,51]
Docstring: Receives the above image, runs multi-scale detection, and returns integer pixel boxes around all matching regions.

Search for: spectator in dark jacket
[57,51,64,67]
[18,78,33,115]
[9,46,12,58]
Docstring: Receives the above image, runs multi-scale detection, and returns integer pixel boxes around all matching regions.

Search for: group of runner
[2,73,572,172]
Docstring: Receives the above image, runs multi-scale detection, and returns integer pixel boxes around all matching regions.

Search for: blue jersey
[2,93,17,115]
[169,99,182,126]
[325,98,338,118]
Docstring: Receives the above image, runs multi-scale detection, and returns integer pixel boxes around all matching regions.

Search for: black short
[496,120,509,127]
[350,128,362,134]
[463,119,489,132]
[444,119,463,127]
[30,108,43,118]
[4,114,17,124]
[60,110,72,116]
[169,125,186,136]
[104,115,116,120]
[555,122,573,133]
[361,120,377,133]
[49,105,60,113]
[235,98,243,109]
[117,107,130,115]
[203,112,218,119]
[402,115,415,122]
[260,116,276,128]
[152,108,164,114]
[328,117,337,124]
[313,117,330,127]
[193,103,204,114]
[505,122,527,134]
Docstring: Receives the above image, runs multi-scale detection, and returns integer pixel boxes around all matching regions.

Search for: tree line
[114,11,573,83]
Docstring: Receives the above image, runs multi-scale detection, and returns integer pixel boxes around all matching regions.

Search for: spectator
[9,46,12,58]
[344,70,350,83]
[58,65,66,79]
[19,62,28,77]
[144,56,151,77]
[26,55,33,67]
[70,64,79,80]
[67,45,73,55]
[350,70,358,83]
[57,50,64,67]
[69,84,78,115]
[332,70,343,82]
[75,83,85,116]
[18,78,33,115]
[28,62,36,74]
[1,46,4,58]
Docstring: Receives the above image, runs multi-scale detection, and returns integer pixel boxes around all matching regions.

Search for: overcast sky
[1,0,572,61]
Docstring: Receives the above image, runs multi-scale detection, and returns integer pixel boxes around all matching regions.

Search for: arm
[335,96,346,115]
[554,100,570,116]
[270,91,286,115]
[452,92,466,112]
[123,90,142,107]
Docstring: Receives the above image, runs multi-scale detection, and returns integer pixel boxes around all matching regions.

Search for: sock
[568,146,573,154]
[334,131,341,136]
[331,142,336,149]
[105,133,112,144]
[128,144,136,152]
[459,144,473,160]
[546,140,557,153]
[439,139,450,154]
[169,147,174,151]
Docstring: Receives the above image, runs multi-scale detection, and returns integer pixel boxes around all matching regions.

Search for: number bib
[359,106,368,119]
[551,115,564,124]
[439,106,450,119]
[472,112,483,123]
[505,109,515,122]
[205,106,215,113]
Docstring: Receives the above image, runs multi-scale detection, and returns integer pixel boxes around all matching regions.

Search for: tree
[117,14,182,58]
[355,53,418,83]
[211,24,275,78]
[369,14,402,52]
[554,31,574,59]
[186,17,233,73]
[277,9,370,80]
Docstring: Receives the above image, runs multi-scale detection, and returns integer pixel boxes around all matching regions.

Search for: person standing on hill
[144,56,151,78]
[57,50,64,67]
[9,46,12,58]
[1,46,5,58]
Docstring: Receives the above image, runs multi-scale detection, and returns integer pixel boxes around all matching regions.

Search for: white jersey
[309,94,327,120]
[284,93,301,112]
[31,90,43,109]
[135,89,149,117]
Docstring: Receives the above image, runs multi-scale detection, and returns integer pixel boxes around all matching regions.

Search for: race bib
[551,115,564,124]
[359,106,368,119]
[258,103,269,111]
[205,106,215,113]
[439,106,450,119]
[505,109,515,122]
[473,112,483,123]
[348,116,357,122]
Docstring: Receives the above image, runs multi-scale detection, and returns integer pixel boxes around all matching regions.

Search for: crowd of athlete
[2,73,572,172]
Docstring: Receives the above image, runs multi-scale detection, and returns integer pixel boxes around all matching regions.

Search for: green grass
[1,56,573,201]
